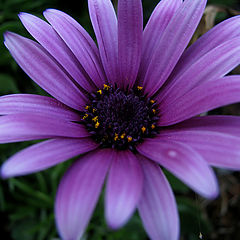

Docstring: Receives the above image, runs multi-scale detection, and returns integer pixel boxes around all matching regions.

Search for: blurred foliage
[0,0,240,239]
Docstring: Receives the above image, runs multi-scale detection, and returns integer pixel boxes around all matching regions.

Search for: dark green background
[0,0,240,239]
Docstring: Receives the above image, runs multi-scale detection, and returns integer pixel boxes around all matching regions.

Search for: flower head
[1,0,240,239]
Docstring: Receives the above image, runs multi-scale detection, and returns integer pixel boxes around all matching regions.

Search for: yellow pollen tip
[127,136,133,142]
[141,126,146,133]
[150,100,155,104]
[83,114,88,120]
[114,133,119,141]
[120,133,126,139]
[95,121,100,128]
[152,109,156,114]
[92,116,98,122]
[85,105,90,110]
[97,89,102,95]
[137,86,143,91]
[151,124,156,129]
[103,84,110,90]
[92,108,97,113]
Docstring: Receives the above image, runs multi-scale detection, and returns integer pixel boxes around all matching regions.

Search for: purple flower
[1,0,240,239]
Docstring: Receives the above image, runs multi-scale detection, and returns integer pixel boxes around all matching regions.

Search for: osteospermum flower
[2,0,240,239]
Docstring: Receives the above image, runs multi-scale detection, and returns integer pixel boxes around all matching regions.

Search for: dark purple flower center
[81,84,159,151]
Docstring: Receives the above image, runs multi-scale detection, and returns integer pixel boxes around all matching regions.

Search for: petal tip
[206,186,219,200]
[18,12,34,22]
[43,8,56,16]
[18,12,27,18]
[3,31,12,39]
[106,218,125,231]
[3,31,18,41]
[0,164,10,179]
[201,180,219,200]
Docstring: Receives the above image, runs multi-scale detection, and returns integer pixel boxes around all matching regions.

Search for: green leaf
[164,170,190,194]
[177,196,212,237]
[0,74,18,94]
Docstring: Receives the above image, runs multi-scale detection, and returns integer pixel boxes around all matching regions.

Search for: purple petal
[45,8,99,52]
[55,149,112,240]
[137,139,219,198]
[138,155,179,240]
[143,0,206,95]
[139,0,182,83]
[1,138,98,178]
[159,76,240,126]
[160,129,240,170]
[0,94,80,121]
[88,0,118,84]
[105,150,143,229]
[118,0,143,88]
[43,9,106,88]
[158,37,240,106]
[4,32,87,111]
[19,12,97,92]
[0,113,89,143]
[171,15,240,83]
[167,115,240,137]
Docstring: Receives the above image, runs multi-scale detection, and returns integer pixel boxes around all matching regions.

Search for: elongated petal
[159,130,240,170]
[1,138,98,178]
[137,139,219,198]
[167,115,240,137]
[56,149,113,240]
[0,94,80,121]
[88,0,118,84]
[0,113,89,143]
[19,12,96,92]
[159,37,240,106]
[4,32,87,110]
[118,0,143,88]
[139,0,182,82]
[138,155,179,240]
[43,9,106,88]
[105,150,143,229]
[46,8,99,53]
[159,76,240,126]
[171,15,240,82]
[143,0,206,95]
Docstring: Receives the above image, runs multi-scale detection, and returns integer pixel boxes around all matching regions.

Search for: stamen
[150,100,155,104]
[127,136,133,142]
[103,84,110,90]
[121,133,126,139]
[83,114,88,120]
[92,116,98,122]
[114,133,119,141]
[97,90,102,95]
[95,121,100,128]
[141,126,146,133]
[137,86,143,91]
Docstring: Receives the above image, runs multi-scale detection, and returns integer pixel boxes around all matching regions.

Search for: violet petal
[55,149,113,240]
[118,0,143,88]
[1,138,98,178]
[88,0,118,84]
[105,150,143,229]
[0,113,89,143]
[137,139,219,199]
[138,155,179,240]
[4,32,87,111]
